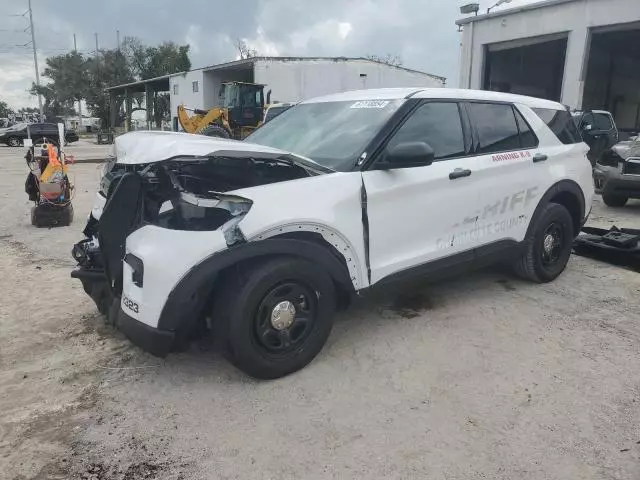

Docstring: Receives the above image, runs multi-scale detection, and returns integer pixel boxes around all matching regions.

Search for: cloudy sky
[0,0,536,110]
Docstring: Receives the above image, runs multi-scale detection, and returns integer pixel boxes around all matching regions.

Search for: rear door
[458,101,543,248]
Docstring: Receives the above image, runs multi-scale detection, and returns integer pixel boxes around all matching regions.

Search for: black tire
[200,125,230,139]
[213,257,336,379]
[602,193,628,208]
[513,203,574,283]
[7,136,21,147]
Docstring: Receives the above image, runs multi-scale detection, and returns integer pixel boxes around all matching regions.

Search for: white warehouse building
[168,56,445,122]
[457,0,640,130]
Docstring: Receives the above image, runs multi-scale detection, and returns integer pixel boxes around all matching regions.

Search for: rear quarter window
[593,113,613,131]
[533,108,582,145]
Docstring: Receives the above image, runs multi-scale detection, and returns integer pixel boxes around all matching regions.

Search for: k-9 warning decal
[350,100,390,109]
[492,151,531,162]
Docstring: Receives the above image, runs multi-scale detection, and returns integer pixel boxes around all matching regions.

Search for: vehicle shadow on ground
[133,267,523,383]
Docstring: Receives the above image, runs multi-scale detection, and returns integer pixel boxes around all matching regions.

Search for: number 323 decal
[123,296,139,314]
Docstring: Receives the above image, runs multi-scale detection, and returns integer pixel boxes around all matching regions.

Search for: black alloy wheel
[253,281,317,355]
[213,257,337,379]
[540,222,564,267]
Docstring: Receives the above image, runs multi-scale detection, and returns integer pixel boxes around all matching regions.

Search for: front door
[362,101,480,284]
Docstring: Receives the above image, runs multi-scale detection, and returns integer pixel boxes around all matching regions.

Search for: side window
[387,102,465,160]
[580,112,595,129]
[594,113,613,131]
[514,108,538,149]
[468,103,521,154]
[533,108,582,145]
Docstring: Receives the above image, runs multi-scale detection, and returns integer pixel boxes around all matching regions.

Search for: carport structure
[457,0,640,130]
[105,73,174,131]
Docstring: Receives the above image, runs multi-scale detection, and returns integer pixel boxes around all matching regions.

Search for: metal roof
[456,0,582,26]
[105,73,175,93]
[105,56,446,93]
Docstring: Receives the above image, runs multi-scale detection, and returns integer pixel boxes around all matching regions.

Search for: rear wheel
[513,203,574,283]
[7,137,21,147]
[602,193,628,207]
[213,258,336,379]
[201,124,230,139]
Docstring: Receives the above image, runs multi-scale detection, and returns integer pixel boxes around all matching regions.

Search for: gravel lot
[1,144,639,479]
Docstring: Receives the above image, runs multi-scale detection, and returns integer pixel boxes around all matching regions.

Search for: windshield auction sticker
[350,100,390,109]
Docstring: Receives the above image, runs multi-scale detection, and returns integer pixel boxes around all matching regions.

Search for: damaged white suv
[72,88,593,379]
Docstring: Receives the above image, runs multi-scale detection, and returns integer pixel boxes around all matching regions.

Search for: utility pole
[73,33,77,52]
[28,0,43,122]
[94,33,99,61]
[116,30,120,51]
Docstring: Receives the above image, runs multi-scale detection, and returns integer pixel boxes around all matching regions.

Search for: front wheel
[200,124,230,139]
[7,137,21,147]
[602,193,628,208]
[513,203,574,283]
[213,258,336,379]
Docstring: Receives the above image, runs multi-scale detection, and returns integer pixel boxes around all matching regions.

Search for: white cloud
[185,25,202,55]
[338,22,352,40]
[0,53,46,110]
[0,0,547,108]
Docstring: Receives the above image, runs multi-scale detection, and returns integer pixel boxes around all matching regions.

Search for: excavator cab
[177,81,266,139]
[220,82,265,129]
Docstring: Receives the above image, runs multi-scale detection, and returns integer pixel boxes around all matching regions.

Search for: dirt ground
[1,145,639,479]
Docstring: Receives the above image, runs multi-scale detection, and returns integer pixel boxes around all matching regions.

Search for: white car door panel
[363,157,482,284]
[362,101,482,284]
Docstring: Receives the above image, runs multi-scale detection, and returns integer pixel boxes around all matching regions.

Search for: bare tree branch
[235,39,258,59]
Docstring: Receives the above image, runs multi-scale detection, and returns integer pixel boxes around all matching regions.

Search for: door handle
[449,168,472,180]
[533,153,548,163]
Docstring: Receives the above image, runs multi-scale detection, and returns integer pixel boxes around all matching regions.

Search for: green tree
[121,37,191,126]
[30,83,76,120]
[30,52,87,119]
[0,100,13,118]
[85,49,135,127]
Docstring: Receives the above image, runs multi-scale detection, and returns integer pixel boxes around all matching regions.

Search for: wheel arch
[527,180,585,238]
[156,238,356,334]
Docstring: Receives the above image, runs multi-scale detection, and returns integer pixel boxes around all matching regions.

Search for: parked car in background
[72,88,593,379]
[263,102,296,123]
[572,110,619,166]
[0,122,79,147]
[593,135,640,207]
[618,127,640,142]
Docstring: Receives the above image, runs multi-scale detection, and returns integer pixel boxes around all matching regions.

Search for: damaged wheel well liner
[156,238,356,333]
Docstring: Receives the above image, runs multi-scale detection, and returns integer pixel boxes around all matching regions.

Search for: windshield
[247,99,404,171]
[264,106,290,123]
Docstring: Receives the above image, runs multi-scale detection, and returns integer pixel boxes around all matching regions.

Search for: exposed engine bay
[72,153,318,317]
[135,155,313,232]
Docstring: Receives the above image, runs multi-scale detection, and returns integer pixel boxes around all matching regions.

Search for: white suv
[72,88,593,379]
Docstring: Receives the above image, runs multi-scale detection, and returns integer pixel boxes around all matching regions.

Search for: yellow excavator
[177,81,267,139]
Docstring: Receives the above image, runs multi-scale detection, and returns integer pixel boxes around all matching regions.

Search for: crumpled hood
[611,139,640,160]
[112,130,301,165]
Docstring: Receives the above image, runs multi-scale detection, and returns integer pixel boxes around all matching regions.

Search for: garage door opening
[483,36,568,101]
[583,26,640,132]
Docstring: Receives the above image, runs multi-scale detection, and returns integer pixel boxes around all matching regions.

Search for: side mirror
[382,141,435,169]
[583,123,593,133]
